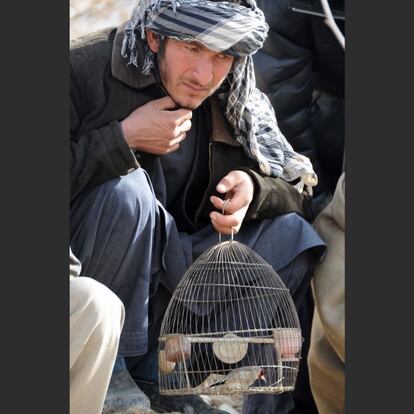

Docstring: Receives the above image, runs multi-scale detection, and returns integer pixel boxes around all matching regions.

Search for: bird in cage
[158,203,303,396]
[195,366,267,391]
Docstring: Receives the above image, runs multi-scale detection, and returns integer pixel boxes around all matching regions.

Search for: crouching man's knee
[98,168,156,220]
[70,168,159,262]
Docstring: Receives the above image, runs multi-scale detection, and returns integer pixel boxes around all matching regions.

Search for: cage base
[159,385,295,396]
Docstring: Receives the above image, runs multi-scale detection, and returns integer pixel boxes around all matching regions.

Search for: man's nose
[191,56,213,86]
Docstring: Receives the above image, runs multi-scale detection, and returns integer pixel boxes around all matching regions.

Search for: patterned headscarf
[122,0,317,192]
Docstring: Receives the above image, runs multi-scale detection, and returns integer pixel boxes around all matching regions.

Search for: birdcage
[158,216,303,396]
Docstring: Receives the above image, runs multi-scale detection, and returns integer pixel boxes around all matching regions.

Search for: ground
[70,0,133,40]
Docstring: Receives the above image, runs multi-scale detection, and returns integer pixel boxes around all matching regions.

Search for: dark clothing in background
[254,0,344,213]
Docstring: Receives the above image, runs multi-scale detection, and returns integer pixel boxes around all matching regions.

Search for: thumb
[216,182,227,194]
[216,172,237,194]
[153,95,178,110]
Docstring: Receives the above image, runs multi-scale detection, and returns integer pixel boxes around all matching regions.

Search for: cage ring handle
[218,198,234,243]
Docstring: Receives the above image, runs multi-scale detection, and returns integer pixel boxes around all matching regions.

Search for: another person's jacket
[70,24,314,230]
[254,0,344,210]
[308,172,345,414]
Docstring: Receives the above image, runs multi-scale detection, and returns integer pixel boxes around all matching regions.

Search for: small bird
[195,366,266,391]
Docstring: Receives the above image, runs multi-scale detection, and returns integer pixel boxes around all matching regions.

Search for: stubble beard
[157,54,225,110]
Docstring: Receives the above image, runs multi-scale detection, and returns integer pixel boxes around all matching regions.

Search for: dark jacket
[70,24,314,230]
[254,0,344,208]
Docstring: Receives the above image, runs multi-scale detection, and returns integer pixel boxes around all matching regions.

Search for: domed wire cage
[158,222,302,396]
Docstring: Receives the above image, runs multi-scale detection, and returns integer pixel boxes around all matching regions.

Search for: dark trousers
[70,168,325,411]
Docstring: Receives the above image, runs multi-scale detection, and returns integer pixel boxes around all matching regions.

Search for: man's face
[147,31,234,109]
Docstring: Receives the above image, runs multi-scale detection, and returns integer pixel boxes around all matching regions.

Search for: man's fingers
[170,132,187,146]
[209,211,241,228]
[211,221,239,236]
[173,109,193,126]
[153,96,179,110]
[163,143,180,154]
[210,196,235,214]
[217,171,254,195]
[210,195,247,214]
[210,195,226,211]
[211,215,241,234]
[171,119,191,142]
[150,97,193,125]
[216,173,239,194]
[180,119,192,132]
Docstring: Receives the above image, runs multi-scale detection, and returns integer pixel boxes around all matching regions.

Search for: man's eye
[216,54,232,61]
[185,45,199,52]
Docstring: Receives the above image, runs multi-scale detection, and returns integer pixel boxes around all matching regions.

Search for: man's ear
[146,29,160,53]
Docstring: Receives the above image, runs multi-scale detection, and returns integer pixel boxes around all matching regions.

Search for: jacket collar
[111,23,240,147]
[111,22,157,90]
[209,96,240,147]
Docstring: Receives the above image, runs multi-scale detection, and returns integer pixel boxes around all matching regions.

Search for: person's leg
[308,173,345,414]
[70,168,168,357]
[71,169,214,411]
[70,276,124,414]
[126,283,172,383]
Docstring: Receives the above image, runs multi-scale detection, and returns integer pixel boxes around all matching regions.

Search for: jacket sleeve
[238,168,314,222]
[70,63,140,202]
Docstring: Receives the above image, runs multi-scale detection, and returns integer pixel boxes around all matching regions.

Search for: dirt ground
[70,0,133,40]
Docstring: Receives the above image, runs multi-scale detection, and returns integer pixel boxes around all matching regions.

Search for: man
[253,0,345,214]
[70,248,125,414]
[70,0,325,411]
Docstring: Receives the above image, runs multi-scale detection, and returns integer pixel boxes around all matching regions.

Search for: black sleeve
[237,167,314,222]
[70,63,139,202]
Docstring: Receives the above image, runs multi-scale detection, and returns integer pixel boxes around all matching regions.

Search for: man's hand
[209,170,255,235]
[121,96,192,155]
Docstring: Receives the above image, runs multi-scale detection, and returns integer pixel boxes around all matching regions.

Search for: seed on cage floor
[196,366,266,390]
